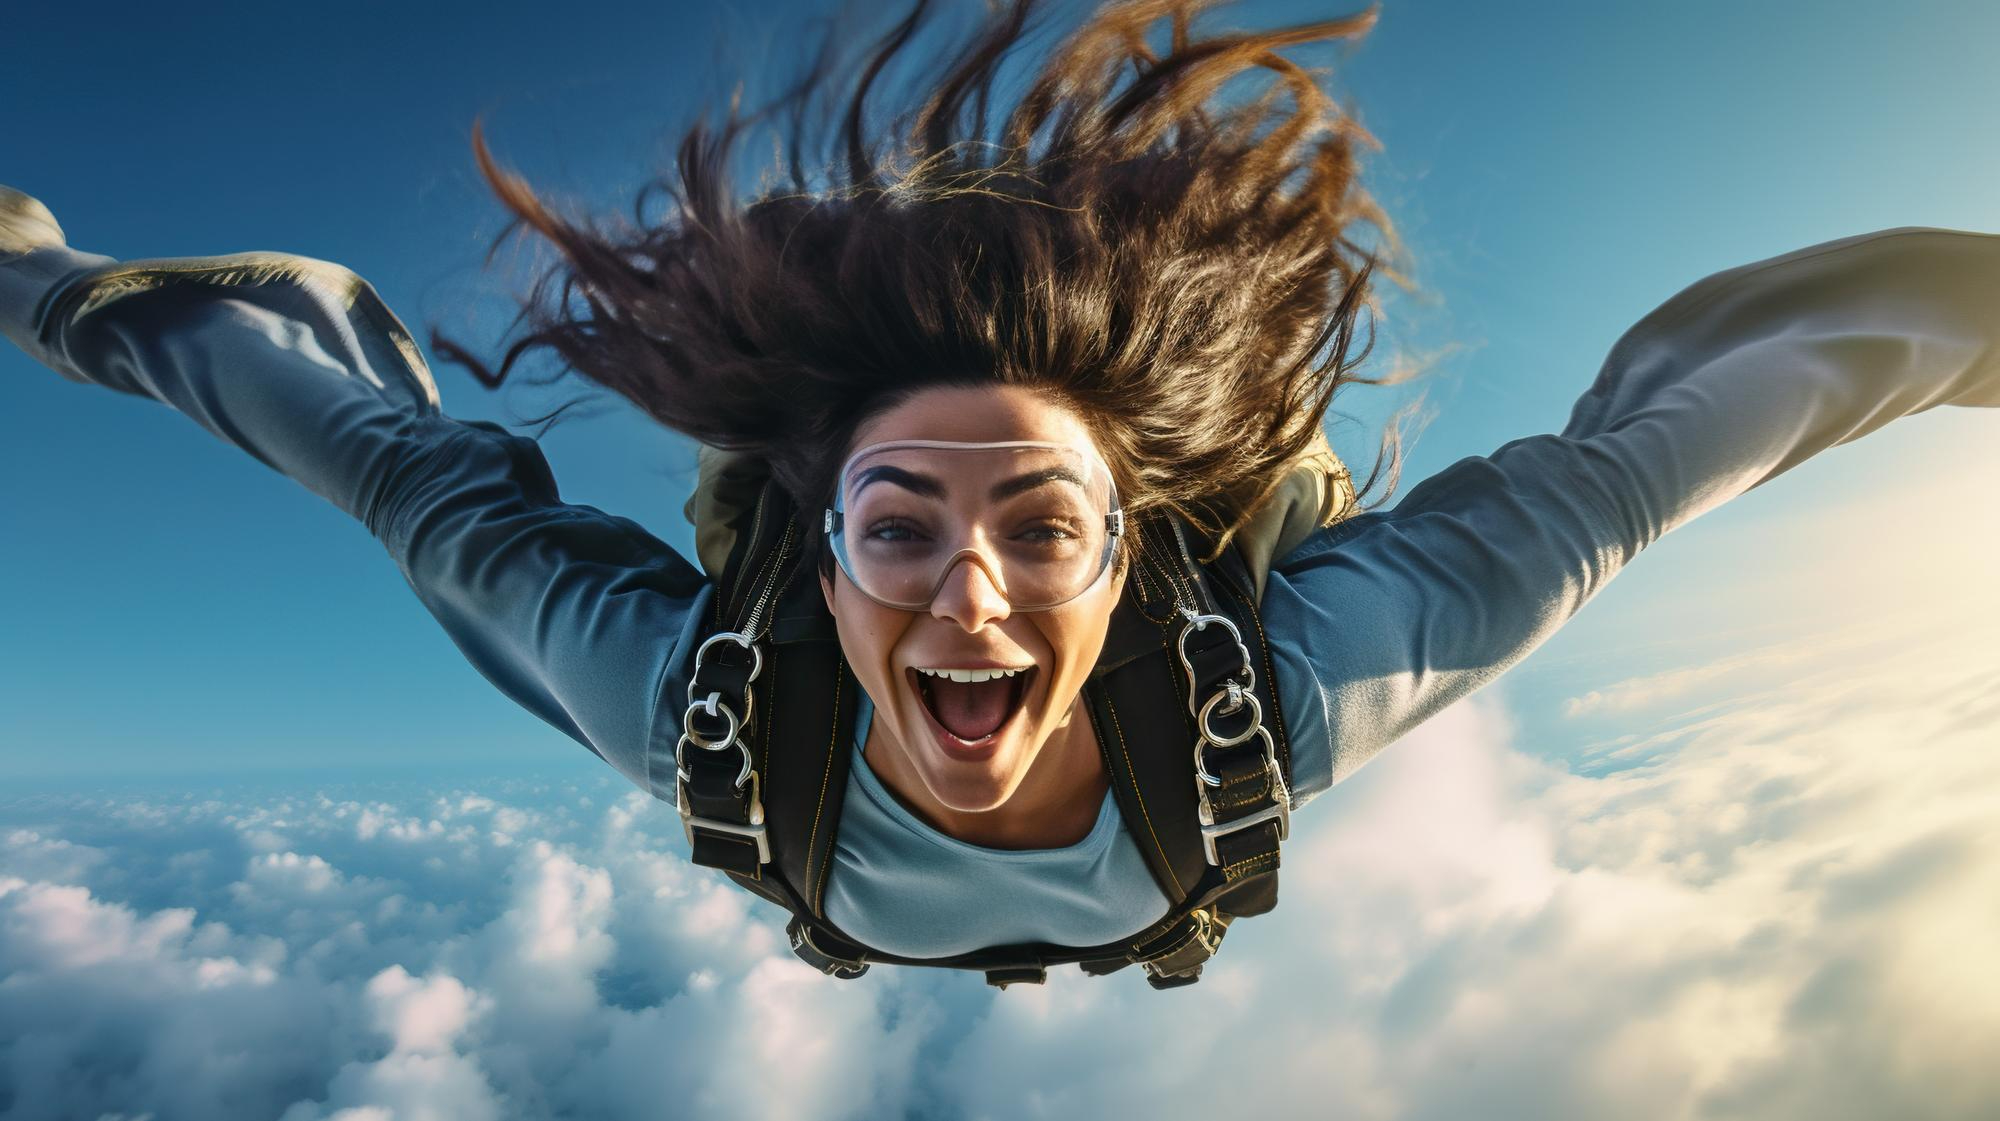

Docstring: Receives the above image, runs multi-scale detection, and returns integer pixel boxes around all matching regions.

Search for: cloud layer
[3,609,1998,1121]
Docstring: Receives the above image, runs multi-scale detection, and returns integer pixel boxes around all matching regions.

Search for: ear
[819,565,836,615]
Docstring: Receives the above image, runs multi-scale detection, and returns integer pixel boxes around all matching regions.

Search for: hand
[0,186,68,258]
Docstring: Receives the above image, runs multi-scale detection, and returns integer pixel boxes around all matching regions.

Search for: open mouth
[906,665,1036,756]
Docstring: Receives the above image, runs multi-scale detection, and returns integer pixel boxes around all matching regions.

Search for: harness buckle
[1193,726,1292,865]
[787,917,869,978]
[1197,794,1291,865]
[676,769,771,864]
[1139,907,1228,988]
[984,964,1048,989]
[1173,604,1292,867]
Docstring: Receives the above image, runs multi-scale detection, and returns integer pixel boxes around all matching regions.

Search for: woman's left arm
[1,187,713,797]
[1268,226,2000,807]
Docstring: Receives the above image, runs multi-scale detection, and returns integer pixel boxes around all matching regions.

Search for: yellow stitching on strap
[1100,694,1186,899]
[1223,848,1279,880]
[809,661,846,913]
[1225,572,1294,784]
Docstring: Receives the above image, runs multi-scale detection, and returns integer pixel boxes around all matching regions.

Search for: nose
[929,553,1012,631]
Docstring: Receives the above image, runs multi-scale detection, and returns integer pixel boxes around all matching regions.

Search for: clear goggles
[823,440,1125,612]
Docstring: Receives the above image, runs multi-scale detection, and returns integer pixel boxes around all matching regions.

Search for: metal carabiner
[1175,611,1256,719]
[694,630,764,683]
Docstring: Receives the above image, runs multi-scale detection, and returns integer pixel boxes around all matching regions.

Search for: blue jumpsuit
[4,186,1996,957]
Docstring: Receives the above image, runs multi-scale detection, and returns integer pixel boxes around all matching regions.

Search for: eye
[1017,520,1083,544]
[864,518,929,543]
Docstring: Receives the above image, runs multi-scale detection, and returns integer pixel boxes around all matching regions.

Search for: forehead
[843,441,1104,507]
[850,384,1098,453]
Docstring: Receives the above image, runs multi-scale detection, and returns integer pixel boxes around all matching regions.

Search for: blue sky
[4,2,2000,1118]
[3,0,1997,776]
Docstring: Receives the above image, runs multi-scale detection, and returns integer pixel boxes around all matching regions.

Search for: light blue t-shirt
[8,193,1996,959]
[821,691,1174,957]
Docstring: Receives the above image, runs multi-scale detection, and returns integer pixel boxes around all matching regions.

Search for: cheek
[832,596,912,690]
[1041,605,1115,683]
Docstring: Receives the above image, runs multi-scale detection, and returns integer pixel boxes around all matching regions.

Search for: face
[818,384,1127,815]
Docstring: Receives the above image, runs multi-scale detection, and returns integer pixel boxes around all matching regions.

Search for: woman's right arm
[0,186,711,797]
[1264,225,2000,809]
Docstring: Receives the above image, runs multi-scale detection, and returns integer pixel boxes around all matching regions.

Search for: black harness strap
[674,481,803,879]
[673,484,881,983]
[674,482,1295,990]
[756,569,861,941]
[1079,511,1292,985]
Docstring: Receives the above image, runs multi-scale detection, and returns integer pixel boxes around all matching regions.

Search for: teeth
[916,667,1026,683]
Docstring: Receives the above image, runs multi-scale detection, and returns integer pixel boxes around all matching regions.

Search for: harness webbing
[672,478,1294,989]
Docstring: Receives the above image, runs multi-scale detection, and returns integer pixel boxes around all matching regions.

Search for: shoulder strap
[1080,509,1295,987]
[671,474,796,880]
[671,475,875,974]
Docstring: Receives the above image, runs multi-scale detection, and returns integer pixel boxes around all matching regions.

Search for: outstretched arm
[1270,226,2000,807]
[0,186,709,796]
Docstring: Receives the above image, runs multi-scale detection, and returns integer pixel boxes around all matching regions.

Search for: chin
[925,774,1017,815]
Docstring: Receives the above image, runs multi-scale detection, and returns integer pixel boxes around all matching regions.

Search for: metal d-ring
[1192,723,1278,788]
[688,632,761,735]
[1197,686,1263,748]
[682,692,742,750]
[695,631,764,683]
[686,680,755,738]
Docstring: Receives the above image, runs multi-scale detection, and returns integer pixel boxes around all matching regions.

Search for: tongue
[928,677,1016,741]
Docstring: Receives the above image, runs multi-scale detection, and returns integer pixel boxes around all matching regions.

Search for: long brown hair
[433,0,1410,565]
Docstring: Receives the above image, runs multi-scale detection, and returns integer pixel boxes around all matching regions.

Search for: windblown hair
[435,0,1408,566]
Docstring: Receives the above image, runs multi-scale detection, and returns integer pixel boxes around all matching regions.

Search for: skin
[817,384,1127,850]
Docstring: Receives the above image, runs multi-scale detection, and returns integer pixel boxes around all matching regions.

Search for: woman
[3,0,1995,986]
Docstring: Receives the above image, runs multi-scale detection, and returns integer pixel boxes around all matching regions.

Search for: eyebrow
[992,465,1088,501]
[853,464,1087,502]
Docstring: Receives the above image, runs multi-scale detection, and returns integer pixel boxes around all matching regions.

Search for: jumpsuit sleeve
[0,186,711,797]
[1266,225,2000,808]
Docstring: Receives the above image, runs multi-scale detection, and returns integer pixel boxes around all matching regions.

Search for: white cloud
[0,828,106,884]
[277,967,502,1121]
[365,966,485,1056]
[1,606,1997,1120]
[1561,639,1820,718]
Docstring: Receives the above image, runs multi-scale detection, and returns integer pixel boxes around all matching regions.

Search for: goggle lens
[825,441,1123,612]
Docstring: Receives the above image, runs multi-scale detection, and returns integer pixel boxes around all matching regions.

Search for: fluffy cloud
[2,608,1997,1120]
